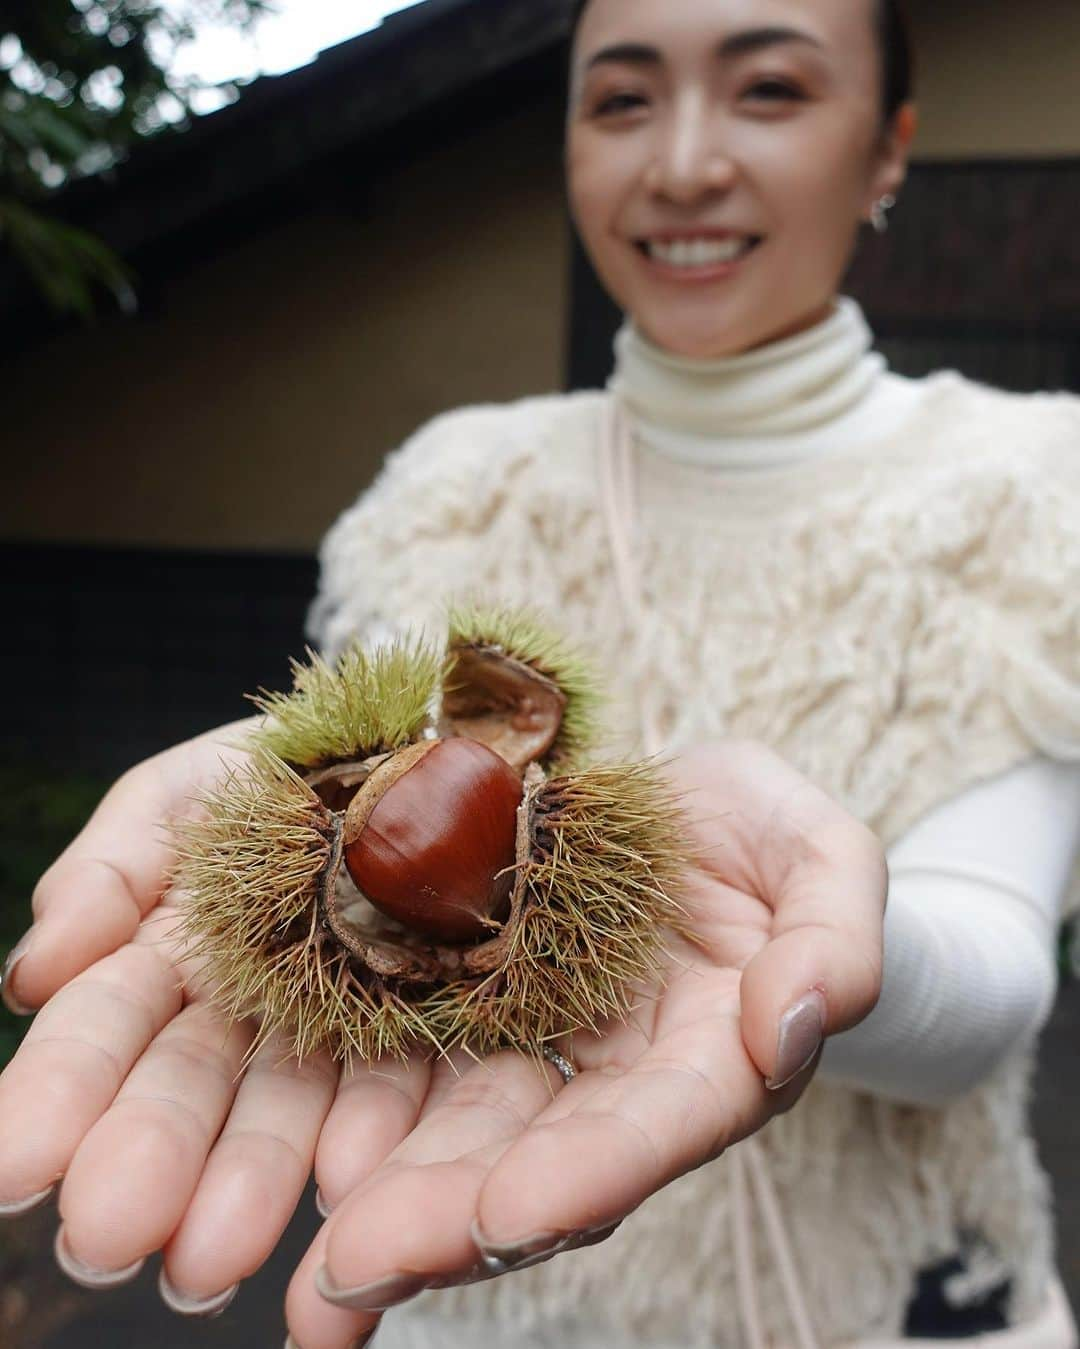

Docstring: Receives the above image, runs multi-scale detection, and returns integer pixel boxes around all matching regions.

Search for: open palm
[0,732,885,1347]
[0,721,341,1313]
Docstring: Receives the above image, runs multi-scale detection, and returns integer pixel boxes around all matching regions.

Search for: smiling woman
[1,2,1079,1349]
[564,0,916,357]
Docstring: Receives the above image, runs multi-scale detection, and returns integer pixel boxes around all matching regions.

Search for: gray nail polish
[470,1217,619,1274]
[315,1262,428,1311]
[0,1183,56,1218]
[1,931,36,1017]
[469,1218,563,1273]
[572,1220,622,1250]
[54,1224,146,1290]
[481,1245,561,1275]
[158,1267,239,1318]
[767,988,827,1090]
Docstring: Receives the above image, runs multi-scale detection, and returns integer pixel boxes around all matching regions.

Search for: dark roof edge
[51,0,576,247]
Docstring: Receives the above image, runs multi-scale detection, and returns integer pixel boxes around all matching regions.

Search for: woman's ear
[866,101,919,217]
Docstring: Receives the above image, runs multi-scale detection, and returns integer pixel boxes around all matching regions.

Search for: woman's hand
[283,739,887,1349]
[0,721,341,1315]
[0,733,885,1344]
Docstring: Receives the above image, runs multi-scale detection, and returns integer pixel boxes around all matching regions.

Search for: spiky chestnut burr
[172,604,689,1067]
[438,600,606,774]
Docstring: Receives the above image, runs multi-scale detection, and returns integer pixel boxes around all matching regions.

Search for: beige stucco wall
[908,0,1080,158]
[4,5,1079,553]
[1,94,568,554]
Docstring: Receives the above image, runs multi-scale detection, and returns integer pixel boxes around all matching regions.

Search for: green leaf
[23,101,96,161]
[0,107,43,154]
[0,196,137,317]
[1,1,272,189]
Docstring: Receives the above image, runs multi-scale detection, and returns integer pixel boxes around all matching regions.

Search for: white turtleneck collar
[607,296,924,470]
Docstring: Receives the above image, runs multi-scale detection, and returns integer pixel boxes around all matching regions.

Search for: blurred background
[1,0,1078,1343]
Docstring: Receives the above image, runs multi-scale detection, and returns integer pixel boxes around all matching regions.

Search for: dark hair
[568,0,914,126]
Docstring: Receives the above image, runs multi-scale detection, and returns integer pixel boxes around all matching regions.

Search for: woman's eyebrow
[719,26,825,59]
[584,27,825,73]
[584,42,661,72]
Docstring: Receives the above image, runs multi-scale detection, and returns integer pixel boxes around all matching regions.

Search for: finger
[0,941,182,1211]
[286,1223,380,1349]
[738,781,888,1088]
[287,1051,561,1345]
[57,1001,251,1281]
[474,984,767,1254]
[132,899,231,1011]
[6,721,253,1013]
[314,1051,432,1214]
[160,1035,338,1314]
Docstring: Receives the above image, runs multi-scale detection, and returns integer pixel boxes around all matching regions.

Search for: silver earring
[870,193,896,234]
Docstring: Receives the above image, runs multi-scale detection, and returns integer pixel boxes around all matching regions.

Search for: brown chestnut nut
[342,737,522,943]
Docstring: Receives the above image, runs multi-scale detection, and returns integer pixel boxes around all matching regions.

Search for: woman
[2,0,1079,1346]
[299,5,1080,1345]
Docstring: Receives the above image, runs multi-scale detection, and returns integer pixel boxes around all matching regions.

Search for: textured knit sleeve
[848,387,1080,861]
[982,394,1080,765]
[811,389,1080,1103]
[305,401,549,661]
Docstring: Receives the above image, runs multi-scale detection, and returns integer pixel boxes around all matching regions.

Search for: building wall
[907,0,1080,158]
[4,4,1079,554]
[1,94,568,554]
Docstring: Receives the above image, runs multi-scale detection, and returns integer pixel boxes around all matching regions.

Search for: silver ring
[542,1044,577,1084]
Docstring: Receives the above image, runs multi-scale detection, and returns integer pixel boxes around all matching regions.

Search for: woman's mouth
[634,234,764,280]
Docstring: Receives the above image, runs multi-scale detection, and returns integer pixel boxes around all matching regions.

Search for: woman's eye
[594,92,648,116]
[743,80,805,103]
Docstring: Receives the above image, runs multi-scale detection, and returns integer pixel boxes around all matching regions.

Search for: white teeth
[646,237,754,266]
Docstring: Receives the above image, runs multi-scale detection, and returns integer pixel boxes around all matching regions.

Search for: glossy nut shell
[342,738,522,943]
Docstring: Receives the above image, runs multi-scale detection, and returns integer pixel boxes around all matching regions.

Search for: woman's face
[565,0,913,358]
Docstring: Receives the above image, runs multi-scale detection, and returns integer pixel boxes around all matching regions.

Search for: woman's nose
[645,102,735,202]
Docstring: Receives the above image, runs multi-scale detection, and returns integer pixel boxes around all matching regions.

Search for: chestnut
[342,737,522,943]
[175,604,688,1067]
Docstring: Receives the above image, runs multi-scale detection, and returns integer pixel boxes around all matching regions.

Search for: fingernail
[54,1224,145,1289]
[766,988,827,1090]
[0,1183,56,1218]
[315,1186,333,1218]
[427,1261,487,1289]
[1,931,36,1017]
[469,1217,618,1274]
[470,1218,563,1273]
[573,1219,622,1250]
[315,1262,428,1311]
[158,1267,239,1317]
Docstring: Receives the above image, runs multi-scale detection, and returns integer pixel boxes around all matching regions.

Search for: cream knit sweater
[308,303,1080,1347]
